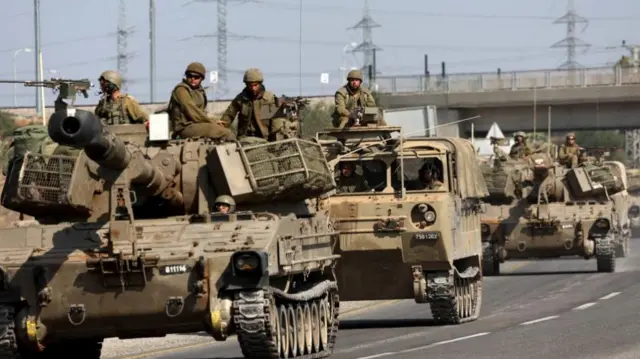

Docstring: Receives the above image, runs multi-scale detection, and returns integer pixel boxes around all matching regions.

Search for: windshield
[391,157,448,192]
[334,159,387,194]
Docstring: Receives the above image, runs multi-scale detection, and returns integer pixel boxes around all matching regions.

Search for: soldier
[219,68,280,141]
[332,69,378,129]
[214,195,236,214]
[94,70,149,125]
[337,162,370,193]
[416,161,444,190]
[168,62,235,141]
[509,131,532,159]
[558,132,581,168]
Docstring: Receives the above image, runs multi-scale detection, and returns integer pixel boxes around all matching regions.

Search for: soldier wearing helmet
[214,194,236,214]
[509,131,532,159]
[219,68,280,140]
[557,132,581,168]
[94,70,149,125]
[415,160,444,190]
[167,62,235,141]
[336,162,370,193]
[332,69,378,129]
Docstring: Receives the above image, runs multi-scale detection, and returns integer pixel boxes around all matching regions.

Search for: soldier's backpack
[12,125,50,159]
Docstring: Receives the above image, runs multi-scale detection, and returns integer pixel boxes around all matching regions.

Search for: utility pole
[551,0,590,70]
[34,0,42,116]
[117,0,135,92]
[348,0,382,83]
[149,0,156,102]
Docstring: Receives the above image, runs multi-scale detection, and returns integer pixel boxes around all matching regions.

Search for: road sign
[210,71,218,84]
[320,73,329,84]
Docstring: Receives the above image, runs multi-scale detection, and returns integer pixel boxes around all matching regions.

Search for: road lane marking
[519,315,558,326]
[357,352,398,359]
[121,299,401,359]
[599,292,620,300]
[573,302,596,310]
[398,332,492,353]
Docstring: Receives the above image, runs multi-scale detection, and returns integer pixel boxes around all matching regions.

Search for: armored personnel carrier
[625,168,640,236]
[316,123,489,324]
[479,150,630,275]
[0,106,340,358]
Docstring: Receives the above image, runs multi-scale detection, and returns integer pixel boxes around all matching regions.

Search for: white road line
[599,292,621,300]
[573,302,596,310]
[398,332,492,353]
[356,353,398,359]
[519,315,559,326]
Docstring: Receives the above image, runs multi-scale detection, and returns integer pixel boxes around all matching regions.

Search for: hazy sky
[0,0,636,107]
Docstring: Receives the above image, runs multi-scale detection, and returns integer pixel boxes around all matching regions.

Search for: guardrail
[374,66,640,95]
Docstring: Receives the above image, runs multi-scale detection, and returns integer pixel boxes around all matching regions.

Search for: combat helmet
[513,131,526,138]
[185,62,206,77]
[243,68,264,83]
[347,69,363,81]
[99,70,121,89]
[566,132,576,139]
[214,194,236,212]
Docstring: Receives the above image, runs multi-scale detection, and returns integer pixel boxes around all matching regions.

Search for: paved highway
[122,239,640,359]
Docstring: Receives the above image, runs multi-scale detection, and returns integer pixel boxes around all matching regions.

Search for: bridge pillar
[435,108,461,137]
[625,129,640,168]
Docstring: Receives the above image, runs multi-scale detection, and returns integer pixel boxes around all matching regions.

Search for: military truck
[0,107,340,358]
[479,150,630,275]
[316,124,489,324]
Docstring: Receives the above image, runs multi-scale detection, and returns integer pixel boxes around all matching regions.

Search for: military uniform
[168,62,235,141]
[94,70,148,125]
[332,69,380,129]
[558,132,581,168]
[338,175,370,193]
[509,132,532,159]
[219,68,280,140]
[423,179,444,190]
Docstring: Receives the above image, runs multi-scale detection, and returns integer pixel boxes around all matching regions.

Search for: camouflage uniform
[219,68,280,140]
[417,162,444,190]
[94,70,149,125]
[509,131,532,159]
[558,132,581,168]
[168,62,235,140]
[337,163,370,193]
[332,70,380,129]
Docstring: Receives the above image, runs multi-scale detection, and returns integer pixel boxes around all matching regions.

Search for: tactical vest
[168,82,208,132]
[97,96,127,125]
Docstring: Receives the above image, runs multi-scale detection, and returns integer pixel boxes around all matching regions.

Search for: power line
[551,0,590,70]
[348,0,382,76]
[256,1,640,21]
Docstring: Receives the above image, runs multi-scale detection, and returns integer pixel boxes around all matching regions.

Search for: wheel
[482,243,500,276]
[294,305,305,355]
[302,303,312,354]
[278,304,289,357]
[287,305,298,357]
[318,299,329,350]
[310,301,320,353]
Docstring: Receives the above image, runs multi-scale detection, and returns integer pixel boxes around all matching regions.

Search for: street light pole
[12,48,32,107]
[341,42,358,82]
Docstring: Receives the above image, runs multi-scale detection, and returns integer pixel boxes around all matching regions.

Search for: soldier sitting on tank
[336,162,370,193]
[167,62,235,141]
[509,131,532,159]
[214,195,236,214]
[557,132,581,168]
[218,68,280,141]
[332,70,386,129]
[94,70,149,125]
[410,160,444,190]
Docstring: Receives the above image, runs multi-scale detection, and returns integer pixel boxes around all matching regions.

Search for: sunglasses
[186,73,203,79]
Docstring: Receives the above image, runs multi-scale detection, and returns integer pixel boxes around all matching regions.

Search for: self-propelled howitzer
[0,108,341,359]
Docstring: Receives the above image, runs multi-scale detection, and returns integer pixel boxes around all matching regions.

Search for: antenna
[117,0,136,92]
[551,0,591,70]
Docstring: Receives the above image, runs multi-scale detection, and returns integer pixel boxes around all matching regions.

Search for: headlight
[629,205,640,218]
[234,253,260,272]
[594,218,610,229]
[424,211,436,222]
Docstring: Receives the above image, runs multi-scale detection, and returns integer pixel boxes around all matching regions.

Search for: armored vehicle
[626,168,640,236]
[316,124,489,324]
[0,106,340,358]
[479,150,630,275]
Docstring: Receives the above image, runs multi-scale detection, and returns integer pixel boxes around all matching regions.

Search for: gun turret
[0,78,93,112]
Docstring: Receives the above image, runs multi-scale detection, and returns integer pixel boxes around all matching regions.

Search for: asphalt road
[125,239,640,359]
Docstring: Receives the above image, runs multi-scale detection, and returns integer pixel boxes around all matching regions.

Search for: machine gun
[347,106,379,127]
[0,78,93,111]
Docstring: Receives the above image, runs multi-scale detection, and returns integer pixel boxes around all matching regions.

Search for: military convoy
[0,99,341,358]
[479,147,630,275]
[315,120,489,324]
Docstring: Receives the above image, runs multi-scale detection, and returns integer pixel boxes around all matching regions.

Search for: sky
[0,0,637,108]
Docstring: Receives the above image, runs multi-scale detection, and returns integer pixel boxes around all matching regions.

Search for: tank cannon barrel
[47,109,179,197]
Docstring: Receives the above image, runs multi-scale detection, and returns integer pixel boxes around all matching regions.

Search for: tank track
[0,305,102,359]
[596,237,616,273]
[427,270,483,324]
[232,279,339,359]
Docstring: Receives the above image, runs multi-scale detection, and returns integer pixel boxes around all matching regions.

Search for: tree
[299,102,334,138]
[0,111,17,139]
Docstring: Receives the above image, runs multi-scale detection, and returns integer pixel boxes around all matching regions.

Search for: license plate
[159,264,190,275]
[412,232,439,241]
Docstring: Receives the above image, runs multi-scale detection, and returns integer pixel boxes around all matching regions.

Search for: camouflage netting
[479,159,525,199]
[239,137,336,201]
